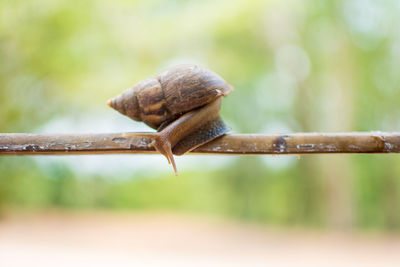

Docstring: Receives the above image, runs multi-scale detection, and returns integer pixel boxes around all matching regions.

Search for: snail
[107,64,233,175]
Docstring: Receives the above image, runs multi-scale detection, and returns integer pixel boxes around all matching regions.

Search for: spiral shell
[108,64,233,130]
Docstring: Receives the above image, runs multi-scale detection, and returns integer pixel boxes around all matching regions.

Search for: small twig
[0,132,399,155]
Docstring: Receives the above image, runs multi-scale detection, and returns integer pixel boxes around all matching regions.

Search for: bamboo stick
[0,132,399,155]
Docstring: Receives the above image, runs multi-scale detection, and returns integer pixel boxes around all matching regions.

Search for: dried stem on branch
[0,132,399,155]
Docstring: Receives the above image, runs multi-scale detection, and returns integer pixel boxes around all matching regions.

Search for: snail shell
[108,64,233,130]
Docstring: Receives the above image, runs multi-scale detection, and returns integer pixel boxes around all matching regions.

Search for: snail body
[108,64,233,175]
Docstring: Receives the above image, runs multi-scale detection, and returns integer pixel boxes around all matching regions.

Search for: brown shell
[108,64,233,130]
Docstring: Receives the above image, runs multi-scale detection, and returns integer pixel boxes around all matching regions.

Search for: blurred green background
[1,0,399,230]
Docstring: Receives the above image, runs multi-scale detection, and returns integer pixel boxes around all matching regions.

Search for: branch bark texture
[0,132,399,155]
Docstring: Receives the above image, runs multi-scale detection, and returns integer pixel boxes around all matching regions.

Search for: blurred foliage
[1,0,400,229]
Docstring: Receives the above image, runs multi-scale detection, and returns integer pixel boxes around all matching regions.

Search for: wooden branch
[0,132,399,155]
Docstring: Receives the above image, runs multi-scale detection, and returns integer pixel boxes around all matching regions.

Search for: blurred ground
[0,212,399,267]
